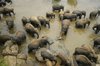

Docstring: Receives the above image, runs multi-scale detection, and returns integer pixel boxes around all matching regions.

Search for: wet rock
[2,40,18,56]
[97,54,100,64]
[17,54,27,60]
[4,55,16,66]
[35,48,52,62]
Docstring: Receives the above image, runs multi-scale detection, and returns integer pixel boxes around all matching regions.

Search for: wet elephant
[37,16,50,28]
[6,18,14,30]
[41,50,57,66]
[75,18,90,28]
[92,22,100,34]
[28,36,50,53]
[25,23,39,38]
[3,8,15,16]
[64,9,70,13]
[52,4,64,12]
[21,16,30,25]
[75,55,96,66]
[11,30,26,45]
[0,35,12,44]
[89,10,98,19]
[62,13,77,21]
[72,10,86,19]
[29,16,41,30]
[93,37,100,47]
[57,52,71,66]
[58,19,70,40]
[46,11,55,19]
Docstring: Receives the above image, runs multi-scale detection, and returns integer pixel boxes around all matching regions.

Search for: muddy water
[0,0,100,66]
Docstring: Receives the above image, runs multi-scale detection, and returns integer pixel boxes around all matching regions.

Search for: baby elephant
[75,55,96,66]
[3,8,15,16]
[28,36,50,53]
[41,50,57,66]
[6,18,14,30]
[75,18,90,28]
[46,11,55,19]
[11,30,26,45]
[25,23,39,38]
[37,16,50,28]
[21,16,30,25]
[57,52,71,66]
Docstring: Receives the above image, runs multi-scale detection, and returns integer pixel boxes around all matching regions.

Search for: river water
[0,0,100,66]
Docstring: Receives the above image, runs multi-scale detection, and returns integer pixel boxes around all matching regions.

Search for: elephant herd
[0,1,100,66]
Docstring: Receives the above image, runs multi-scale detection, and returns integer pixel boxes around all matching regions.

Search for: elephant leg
[43,57,45,60]
[79,16,81,19]
[94,41,97,47]
[70,18,72,22]
[9,12,11,16]
[83,24,86,28]
[65,30,68,35]
[60,60,64,65]
[43,23,46,27]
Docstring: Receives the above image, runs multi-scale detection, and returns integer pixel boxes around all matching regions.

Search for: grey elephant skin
[25,23,39,38]
[6,18,14,30]
[37,16,50,28]
[28,36,50,53]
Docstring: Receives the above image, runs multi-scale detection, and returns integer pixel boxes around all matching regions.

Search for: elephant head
[46,19,50,28]
[60,5,64,11]
[60,14,64,21]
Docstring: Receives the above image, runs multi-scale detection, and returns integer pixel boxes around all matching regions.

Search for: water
[0,0,100,66]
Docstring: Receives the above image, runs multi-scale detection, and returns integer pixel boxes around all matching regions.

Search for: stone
[2,40,18,56]
[17,54,27,60]
[35,48,52,62]
[4,55,16,66]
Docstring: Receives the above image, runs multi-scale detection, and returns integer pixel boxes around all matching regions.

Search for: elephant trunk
[35,31,39,39]
[48,22,50,28]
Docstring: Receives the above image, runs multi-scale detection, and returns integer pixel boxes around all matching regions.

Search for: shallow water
[0,0,100,66]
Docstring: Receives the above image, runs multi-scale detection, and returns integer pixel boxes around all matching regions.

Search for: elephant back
[62,19,70,25]
[53,4,60,8]
[29,16,38,22]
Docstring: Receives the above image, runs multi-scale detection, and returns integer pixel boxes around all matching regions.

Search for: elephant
[3,8,15,16]
[0,0,6,7]
[21,16,30,25]
[6,18,14,30]
[45,59,53,66]
[28,36,50,53]
[41,50,57,66]
[72,10,86,19]
[73,45,98,63]
[75,55,96,66]
[75,18,90,28]
[93,37,100,47]
[58,19,70,40]
[0,8,4,19]
[64,9,70,13]
[89,10,98,19]
[92,22,100,34]
[46,11,55,19]
[52,4,64,12]
[57,52,71,66]
[29,16,41,30]
[11,30,26,45]
[25,23,39,38]
[61,13,77,21]
[37,16,50,28]
[0,35,12,44]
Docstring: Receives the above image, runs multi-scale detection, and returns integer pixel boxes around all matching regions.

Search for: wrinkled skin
[11,30,26,45]
[93,37,100,47]
[72,10,86,19]
[89,10,98,19]
[3,8,15,16]
[58,19,70,40]
[75,18,90,28]
[45,59,53,66]
[21,16,30,25]
[25,23,39,38]
[52,4,64,12]
[46,11,55,19]
[29,16,41,30]
[0,35,12,44]
[57,52,71,66]
[75,55,96,66]
[37,16,50,28]
[74,44,98,63]
[62,13,77,21]
[0,0,6,7]
[41,50,57,66]
[6,18,14,30]
[28,37,50,53]
[0,8,4,19]
[92,22,100,34]
[81,44,98,63]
